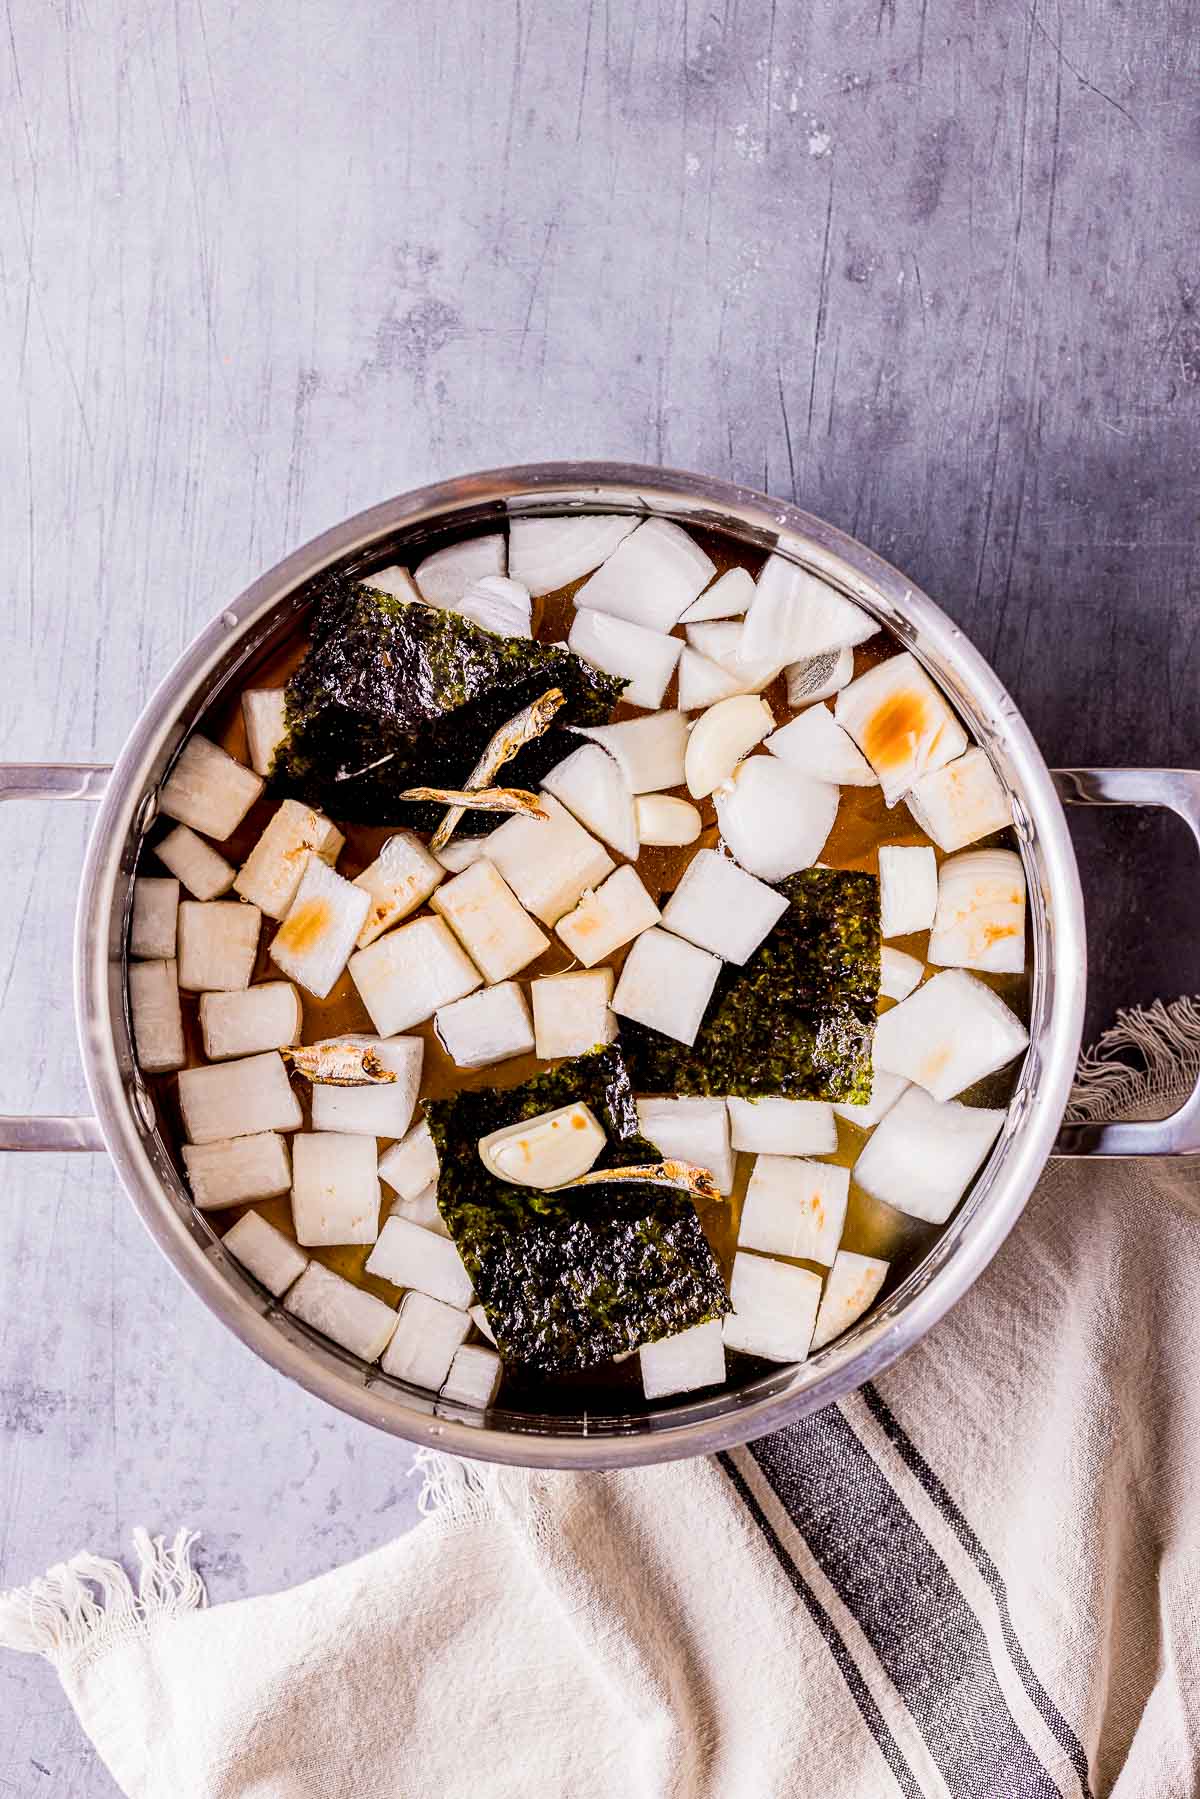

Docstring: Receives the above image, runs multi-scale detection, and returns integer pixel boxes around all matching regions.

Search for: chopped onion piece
[635,794,703,846]
[200,982,303,1060]
[178,1052,302,1145]
[350,915,482,1035]
[542,742,639,860]
[738,1155,849,1265]
[366,1215,475,1309]
[155,824,236,901]
[715,757,839,882]
[835,652,968,804]
[177,900,261,992]
[678,566,755,624]
[571,710,688,794]
[478,1101,606,1190]
[928,849,1026,975]
[435,981,536,1070]
[310,1037,424,1137]
[573,517,715,633]
[354,829,445,948]
[636,1096,734,1196]
[640,1320,726,1399]
[785,646,854,710]
[676,647,747,711]
[184,1132,293,1210]
[684,621,782,693]
[128,958,186,1072]
[380,1290,472,1389]
[878,845,938,939]
[441,1344,502,1408]
[484,791,614,926]
[241,688,290,778]
[852,1086,1006,1223]
[455,574,532,638]
[684,694,775,799]
[469,1302,497,1344]
[291,1132,382,1247]
[722,1252,822,1362]
[269,859,369,999]
[507,513,639,594]
[158,734,264,842]
[905,748,1013,852]
[873,969,1029,1101]
[832,1068,910,1130]
[378,1119,439,1201]
[414,533,505,607]
[740,555,879,667]
[810,1251,889,1352]
[531,968,616,1060]
[568,609,683,710]
[727,1097,837,1156]
[234,798,344,920]
[660,848,788,964]
[766,704,878,787]
[611,927,721,1047]
[363,563,421,603]
[221,1209,307,1296]
[879,946,924,1002]
[130,877,179,960]
[284,1262,398,1362]
[431,859,549,983]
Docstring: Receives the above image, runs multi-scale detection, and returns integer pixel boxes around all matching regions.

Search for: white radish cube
[435,837,490,874]
[284,1262,398,1362]
[441,1343,502,1407]
[785,646,854,710]
[715,757,839,882]
[483,791,614,926]
[178,1051,302,1144]
[685,694,775,799]
[833,1068,910,1131]
[233,799,344,920]
[363,563,421,602]
[269,858,370,998]
[469,1302,497,1343]
[353,830,444,948]
[660,849,788,964]
[727,1097,837,1157]
[573,517,715,633]
[130,878,179,959]
[635,1096,734,1196]
[740,555,879,667]
[835,653,968,804]
[568,609,683,710]
[738,1156,849,1265]
[878,845,938,939]
[531,968,616,1060]
[381,1291,472,1388]
[810,1251,889,1352]
[221,1208,307,1295]
[635,795,702,846]
[685,622,781,694]
[310,1036,423,1138]
[542,743,639,860]
[679,566,755,624]
[435,981,535,1069]
[291,1131,381,1246]
[479,1102,606,1189]
[199,982,303,1060]
[766,704,878,786]
[389,1179,450,1238]
[722,1252,822,1362]
[431,858,548,982]
[507,512,638,594]
[640,1320,726,1399]
[456,574,532,638]
[378,1119,439,1200]
[159,734,264,841]
[873,969,1029,1101]
[241,689,289,778]
[155,824,236,900]
[573,710,688,794]
[349,915,482,1035]
[414,533,505,607]
[677,647,747,711]
[927,849,1026,976]
[611,927,721,1046]
[555,865,661,967]
[880,947,924,1002]
[177,900,261,992]
[183,1132,292,1209]
[128,959,186,1072]
[365,1215,474,1309]
[853,1086,1006,1224]
[905,747,1013,852]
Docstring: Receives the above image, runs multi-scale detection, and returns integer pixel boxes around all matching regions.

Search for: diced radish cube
[350,915,482,1035]
[199,982,303,1060]
[130,878,179,960]
[766,704,878,786]
[291,1131,381,1246]
[378,1119,439,1200]
[177,900,261,992]
[737,1155,849,1264]
[832,1068,910,1131]
[233,799,344,920]
[178,1051,302,1144]
[435,837,490,874]
[284,1262,398,1361]
[685,694,775,800]
[873,969,1029,1101]
[310,1036,424,1138]
[128,959,186,1072]
[927,849,1026,976]
[363,564,421,602]
[388,1179,450,1238]
[531,968,616,1060]
[573,517,715,633]
[435,981,535,1069]
[740,555,879,667]
[660,849,788,964]
[507,512,639,594]
[635,795,702,846]
[677,647,747,711]
[640,1320,726,1399]
[684,622,782,694]
[611,927,721,1046]
[542,743,639,860]
[679,566,755,624]
[158,734,264,841]
[727,1097,837,1156]
[567,609,683,710]
[555,865,661,967]
[722,1252,822,1362]
[809,1251,889,1352]
[221,1208,307,1295]
[269,858,370,998]
[381,1290,472,1388]
[905,747,1013,852]
[715,757,839,882]
[483,792,614,926]
[241,688,289,778]
[431,858,548,983]
[572,710,688,794]
[880,947,924,1002]
[785,645,854,709]
[414,534,505,607]
[365,1215,474,1309]
[182,1131,292,1209]
[456,574,532,638]
[852,1085,1006,1223]
[469,1302,497,1344]
[635,1096,734,1195]
[353,830,444,948]
[441,1343,502,1407]
[155,824,236,900]
[878,845,938,939]
[834,652,968,804]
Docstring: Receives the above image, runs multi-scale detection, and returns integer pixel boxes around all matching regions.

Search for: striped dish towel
[3,1001,1199,1798]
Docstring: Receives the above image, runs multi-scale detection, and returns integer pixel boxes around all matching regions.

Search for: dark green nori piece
[425,1045,730,1376]
[622,867,880,1102]
[273,576,626,827]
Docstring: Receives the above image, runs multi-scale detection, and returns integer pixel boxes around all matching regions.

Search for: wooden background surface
[1,1,1196,1787]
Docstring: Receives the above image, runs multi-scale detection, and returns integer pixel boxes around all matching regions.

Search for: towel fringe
[411,1448,502,1527]
[1066,996,1200,1123]
[0,1529,205,1669]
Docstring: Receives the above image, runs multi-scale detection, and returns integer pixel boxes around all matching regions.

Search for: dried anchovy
[546,1159,722,1205]
[398,784,549,820]
[282,1041,396,1085]
[431,688,566,851]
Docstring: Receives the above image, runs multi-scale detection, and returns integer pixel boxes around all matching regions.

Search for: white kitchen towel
[3,1000,1200,1799]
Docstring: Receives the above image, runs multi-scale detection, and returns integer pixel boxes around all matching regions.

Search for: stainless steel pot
[4,463,1199,1469]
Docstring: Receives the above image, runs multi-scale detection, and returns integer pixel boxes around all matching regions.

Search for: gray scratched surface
[1,1,1197,1790]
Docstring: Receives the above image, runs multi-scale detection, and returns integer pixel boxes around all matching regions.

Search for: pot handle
[0,763,112,1152]
[1052,767,1200,1157]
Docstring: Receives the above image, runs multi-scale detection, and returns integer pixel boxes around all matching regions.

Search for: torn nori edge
[272,576,626,828]
[425,1044,731,1376]
[621,867,880,1102]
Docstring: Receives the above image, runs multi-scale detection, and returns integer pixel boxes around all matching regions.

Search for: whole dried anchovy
[546,1159,722,1205]
[431,688,566,851]
[399,784,549,820]
[283,1041,396,1085]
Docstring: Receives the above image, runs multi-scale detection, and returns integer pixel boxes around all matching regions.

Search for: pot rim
[73,461,1086,1469]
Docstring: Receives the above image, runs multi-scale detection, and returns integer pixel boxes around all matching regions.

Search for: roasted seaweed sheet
[274,577,625,827]
[622,867,880,1102]
[425,1045,730,1376]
